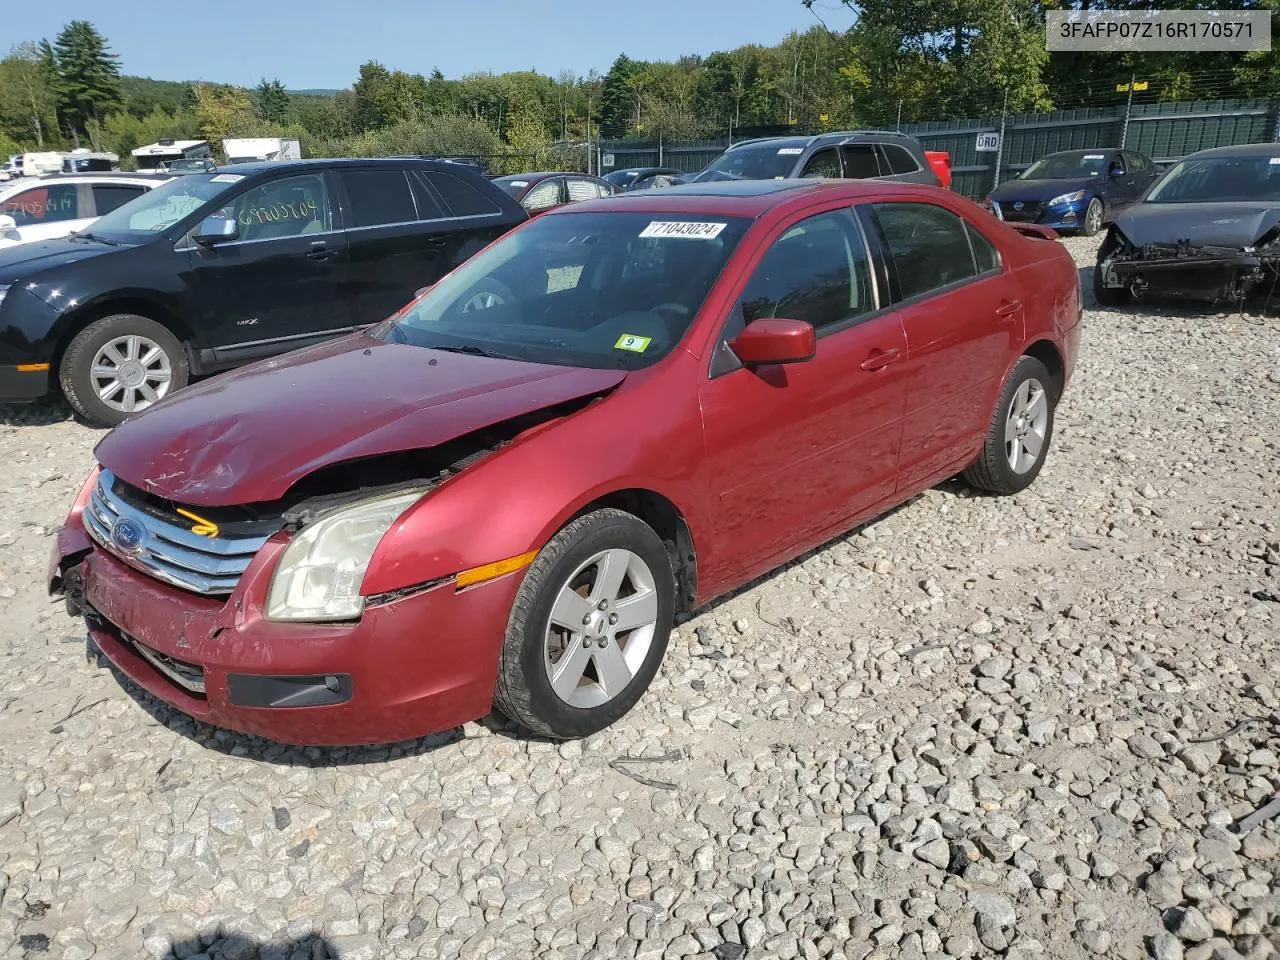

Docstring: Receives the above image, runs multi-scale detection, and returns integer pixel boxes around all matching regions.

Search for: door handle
[307,242,337,261]
[860,348,901,371]
[995,299,1022,319]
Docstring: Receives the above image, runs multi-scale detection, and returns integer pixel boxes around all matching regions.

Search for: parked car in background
[924,151,953,190]
[493,172,618,215]
[48,177,1080,746]
[0,173,173,249]
[63,151,120,173]
[985,148,1159,236]
[1094,143,1280,306]
[691,131,945,187]
[0,158,527,425]
[603,167,687,191]
[0,164,13,183]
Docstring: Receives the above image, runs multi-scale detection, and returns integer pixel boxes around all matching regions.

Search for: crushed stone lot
[0,233,1277,960]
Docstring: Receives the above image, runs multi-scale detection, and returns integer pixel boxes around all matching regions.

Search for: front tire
[59,314,189,427]
[1081,197,1104,237]
[963,356,1056,495]
[494,508,675,739]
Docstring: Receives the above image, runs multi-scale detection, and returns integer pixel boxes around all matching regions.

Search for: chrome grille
[84,469,273,596]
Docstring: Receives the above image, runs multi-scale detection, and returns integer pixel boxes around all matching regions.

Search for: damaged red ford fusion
[48,179,1081,746]
[1095,143,1280,308]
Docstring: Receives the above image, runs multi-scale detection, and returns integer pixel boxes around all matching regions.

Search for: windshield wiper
[75,232,122,246]
[427,343,521,361]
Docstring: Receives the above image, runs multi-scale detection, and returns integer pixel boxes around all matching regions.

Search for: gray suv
[692,130,942,187]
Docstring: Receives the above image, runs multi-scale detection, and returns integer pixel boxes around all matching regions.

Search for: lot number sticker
[211,174,244,183]
[614,334,652,353]
[777,147,804,155]
[975,132,1001,152]
[639,221,727,239]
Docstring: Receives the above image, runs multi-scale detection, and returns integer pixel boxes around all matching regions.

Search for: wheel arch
[1021,339,1064,400]
[50,295,195,381]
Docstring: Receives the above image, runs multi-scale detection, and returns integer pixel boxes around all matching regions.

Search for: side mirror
[194,214,239,246]
[0,214,16,232]
[729,318,816,366]
[1109,164,1126,178]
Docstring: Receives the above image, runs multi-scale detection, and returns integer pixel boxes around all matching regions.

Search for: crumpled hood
[95,333,626,506]
[990,177,1096,203]
[0,236,117,282]
[1112,202,1280,248]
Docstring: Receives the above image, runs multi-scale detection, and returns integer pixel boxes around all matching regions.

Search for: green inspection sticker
[614,334,652,353]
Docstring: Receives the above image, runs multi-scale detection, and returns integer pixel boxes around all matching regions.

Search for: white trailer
[222,138,302,164]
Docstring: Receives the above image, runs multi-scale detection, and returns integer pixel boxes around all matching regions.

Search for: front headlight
[266,489,425,622]
[1049,190,1085,206]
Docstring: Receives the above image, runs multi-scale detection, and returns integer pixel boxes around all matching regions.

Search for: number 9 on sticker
[614,334,652,353]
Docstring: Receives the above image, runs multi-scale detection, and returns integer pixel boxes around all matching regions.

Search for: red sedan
[49,179,1081,746]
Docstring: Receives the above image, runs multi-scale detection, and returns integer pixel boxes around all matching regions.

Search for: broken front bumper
[1100,242,1274,302]
[49,528,521,746]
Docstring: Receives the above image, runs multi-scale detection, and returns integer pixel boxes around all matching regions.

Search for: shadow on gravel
[166,932,344,959]
[0,397,74,427]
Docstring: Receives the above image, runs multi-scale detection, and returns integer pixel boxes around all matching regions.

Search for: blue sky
[7,0,857,90]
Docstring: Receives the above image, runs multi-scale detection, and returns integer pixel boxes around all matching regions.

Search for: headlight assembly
[1049,190,1085,206]
[266,490,425,622]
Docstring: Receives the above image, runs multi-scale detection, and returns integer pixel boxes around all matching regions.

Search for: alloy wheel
[1004,377,1049,474]
[89,335,173,414]
[543,548,659,709]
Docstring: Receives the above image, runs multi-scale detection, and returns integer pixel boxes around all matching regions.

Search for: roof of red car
[551,177,949,218]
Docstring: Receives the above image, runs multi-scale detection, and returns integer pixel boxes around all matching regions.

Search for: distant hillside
[289,89,342,97]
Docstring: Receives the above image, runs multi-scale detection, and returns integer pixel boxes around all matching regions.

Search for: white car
[0,173,173,248]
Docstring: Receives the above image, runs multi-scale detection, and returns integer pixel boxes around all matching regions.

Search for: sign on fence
[601,153,615,168]
[975,133,1001,152]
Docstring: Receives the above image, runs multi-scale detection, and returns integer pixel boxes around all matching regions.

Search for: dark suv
[0,158,527,425]
[691,131,942,187]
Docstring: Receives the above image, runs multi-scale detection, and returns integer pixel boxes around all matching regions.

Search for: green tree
[253,78,291,124]
[352,61,391,131]
[0,43,59,148]
[600,54,643,138]
[53,20,123,137]
[192,83,254,147]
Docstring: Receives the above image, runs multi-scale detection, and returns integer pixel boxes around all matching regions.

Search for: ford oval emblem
[1013,201,1024,211]
[110,517,147,556]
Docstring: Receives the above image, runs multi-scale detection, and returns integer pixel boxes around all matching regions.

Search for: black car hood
[0,236,121,283]
[990,176,1098,202]
[1112,202,1280,248]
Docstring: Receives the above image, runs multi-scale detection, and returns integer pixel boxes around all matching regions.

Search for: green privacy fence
[596,98,1280,199]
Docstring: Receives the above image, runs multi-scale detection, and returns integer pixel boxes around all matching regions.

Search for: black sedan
[602,167,687,191]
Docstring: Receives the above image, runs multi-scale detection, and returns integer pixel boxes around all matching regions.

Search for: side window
[873,202,977,299]
[339,169,417,227]
[524,179,563,212]
[800,148,841,179]
[566,178,599,203]
[881,145,920,175]
[740,210,874,333]
[966,222,1001,274]
[840,144,881,179]
[408,174,446,220]
[426,171,502,216]
[1123,151,1143,172]
[227,175,331,242]
[91,184,146,217]
[1,183,79,226]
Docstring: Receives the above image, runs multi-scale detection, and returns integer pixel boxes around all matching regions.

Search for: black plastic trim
[227,673,354,708]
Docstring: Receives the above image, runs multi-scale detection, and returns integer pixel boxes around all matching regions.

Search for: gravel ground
[0,234,1277,960]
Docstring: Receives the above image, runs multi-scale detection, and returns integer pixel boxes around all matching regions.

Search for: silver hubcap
[1087,202,1102,232]
[91,335,172,414]
[544,548,659,709]
[1005,377,1048,474]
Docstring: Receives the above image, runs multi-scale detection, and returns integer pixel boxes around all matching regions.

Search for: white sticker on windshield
[777,147,804,155]
[509,180,529,187]
[1083,154,1105,161]
[211,174,244,183]
[640,221,727,239]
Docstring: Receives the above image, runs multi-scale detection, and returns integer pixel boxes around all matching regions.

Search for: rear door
[90,182,149,218]
[337,166,454,324]
[185,171,353,362]
[1,180,89,242]
[878,143,931,184]
[864,200,1024,492]
[421,167,521,265]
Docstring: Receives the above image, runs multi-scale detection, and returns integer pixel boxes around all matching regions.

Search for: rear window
[873,202,978,299]
[425,171,502,217]
[841,144,881,179]
[340,170,417,227]
[92,184,146,216]
[882,145,920,175]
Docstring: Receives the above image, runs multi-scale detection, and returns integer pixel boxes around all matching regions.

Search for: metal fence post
[1272,101,1280,142]
[992,90,1008,192]
[1120,75,1135,149]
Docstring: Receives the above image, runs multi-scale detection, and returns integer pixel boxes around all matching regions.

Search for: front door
[185,172,352,365]
[698,206,909,593]
[864,201,1025,491]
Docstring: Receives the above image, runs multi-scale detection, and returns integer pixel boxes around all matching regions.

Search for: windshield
[379,211,751,370]
[694,144,800,182]
[88,173,235,240]
[1020,152,1110,180]
[1146,155,1280,203]
[493,177,531,197]
[603,170,638,187]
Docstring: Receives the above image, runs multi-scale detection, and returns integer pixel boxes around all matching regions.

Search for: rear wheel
[494,508,674,739]
[963,356,1056,495]
[60,314,189,427]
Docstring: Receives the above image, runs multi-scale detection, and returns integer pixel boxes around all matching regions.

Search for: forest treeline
[2,4,1278,170]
